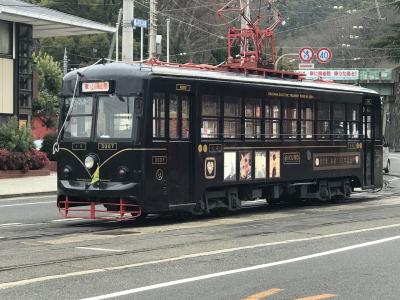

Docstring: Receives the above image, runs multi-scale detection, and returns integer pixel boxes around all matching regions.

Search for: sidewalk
[0,173,57,198]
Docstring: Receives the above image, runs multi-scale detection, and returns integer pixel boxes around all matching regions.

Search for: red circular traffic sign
[299,47,314,62]
[316,48,333,64]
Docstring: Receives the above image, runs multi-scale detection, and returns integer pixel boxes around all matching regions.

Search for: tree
[32,52,63,128]
[370,1,400,62]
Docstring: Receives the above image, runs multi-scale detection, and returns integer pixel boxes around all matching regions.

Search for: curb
[0,191,57,200]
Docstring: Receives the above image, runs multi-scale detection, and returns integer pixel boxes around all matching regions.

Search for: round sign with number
[316,48,333,64]
[299,47,314,62]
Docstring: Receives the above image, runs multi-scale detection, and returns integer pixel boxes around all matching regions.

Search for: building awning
[0,0,116,38]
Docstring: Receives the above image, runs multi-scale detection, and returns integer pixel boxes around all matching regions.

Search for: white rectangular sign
[295,69,359,81]
[298,63,314,70]
[132,18,148,28]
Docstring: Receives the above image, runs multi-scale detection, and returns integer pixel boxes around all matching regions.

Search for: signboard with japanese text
[295,69,359,81]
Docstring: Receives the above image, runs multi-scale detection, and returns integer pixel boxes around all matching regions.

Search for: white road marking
[0,223,22,227]
[80,235,400,300]
[1,222,400,290]
[0,201,53,208]
[51,218,84,223]
[76,247,126,253]
[0,195,55,202]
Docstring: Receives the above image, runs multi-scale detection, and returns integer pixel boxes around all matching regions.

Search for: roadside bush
[0,117,34,152]
[0,149,49,172]
[41,132,57,161]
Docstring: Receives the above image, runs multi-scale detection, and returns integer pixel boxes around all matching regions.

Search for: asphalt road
[1,175,400,299]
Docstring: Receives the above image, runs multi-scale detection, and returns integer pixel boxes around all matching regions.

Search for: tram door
[362,99,374,187]
[167,93,192,207]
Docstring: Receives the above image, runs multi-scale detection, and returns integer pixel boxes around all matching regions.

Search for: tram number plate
[98,143,118,151]
[283,152,300,165]
[209,144,222,153]
[72,143,86,151]
[176,84,191,92]
[152,156,167,165]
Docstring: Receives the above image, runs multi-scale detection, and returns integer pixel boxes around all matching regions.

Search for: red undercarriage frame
[58,196,142,221]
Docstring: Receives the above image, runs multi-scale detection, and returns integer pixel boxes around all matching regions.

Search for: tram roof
[64,62,379,96]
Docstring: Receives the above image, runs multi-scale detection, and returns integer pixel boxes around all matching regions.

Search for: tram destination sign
[82,81,110,93]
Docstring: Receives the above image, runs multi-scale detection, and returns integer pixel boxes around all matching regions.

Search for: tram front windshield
[63,96,136,140]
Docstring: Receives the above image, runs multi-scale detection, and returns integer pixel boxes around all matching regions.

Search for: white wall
[0,58,14,114]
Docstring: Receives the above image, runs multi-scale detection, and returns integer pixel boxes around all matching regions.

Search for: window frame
[282,99,298,140]
[168,93,190,141]
[201,94,221,140]
[332,103,346,140]
[62,96,95,140]
[347,103,360,140]
[0,21,13,58]
[152,92,166,140]
[316,101,331,140]
[265,98,281,140]
[300,101,315,139]
[223,95,242,140]
[244,97,262,140]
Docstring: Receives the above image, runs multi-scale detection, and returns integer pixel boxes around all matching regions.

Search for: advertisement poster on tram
[255,151,267,179]
[240,151,252,180]
[269,151,281,178]
[224,152,237,181]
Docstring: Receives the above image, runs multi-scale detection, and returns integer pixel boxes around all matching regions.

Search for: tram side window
[301,101,314,139]
[333,103,346,139]
[169,94,179,139]
[245,98,262,139]
[265,99,280,139]
[153,93,165,139]
[181,95,190,139]
[347,104,359,139]
[282,99,298,139]
[317,102,331,140]
[224,96,242,139]
[169,94,190,140]
[201,95,220,139]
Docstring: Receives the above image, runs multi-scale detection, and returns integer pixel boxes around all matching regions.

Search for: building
[0,0,115,126]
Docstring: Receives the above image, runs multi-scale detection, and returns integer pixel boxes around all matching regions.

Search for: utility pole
[108,8,123,61]
[241,0,250,54]
[63,48,68,76]
[241,0,250,29]
[149,0,158,59]
[122,0,134,62]
[374,0,384,20]
[166,18,170,63]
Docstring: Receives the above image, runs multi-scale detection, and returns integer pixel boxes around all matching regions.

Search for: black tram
[57,62,382,219]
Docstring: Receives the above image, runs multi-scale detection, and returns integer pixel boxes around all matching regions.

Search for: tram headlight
[84,155,96,170]
[117,166,129,179]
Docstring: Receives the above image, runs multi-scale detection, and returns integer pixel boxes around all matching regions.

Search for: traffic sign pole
[131,19,148,61]
[140,27,144,61]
